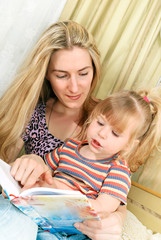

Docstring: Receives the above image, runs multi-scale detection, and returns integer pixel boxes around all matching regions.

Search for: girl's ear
[133,139,140,146]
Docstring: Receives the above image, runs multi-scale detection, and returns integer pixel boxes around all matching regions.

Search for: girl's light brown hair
[79,89,161,172]
[0,20,101,162]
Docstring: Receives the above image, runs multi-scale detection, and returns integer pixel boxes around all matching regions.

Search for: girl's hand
[10,154,53,190]
[74,206,126,240]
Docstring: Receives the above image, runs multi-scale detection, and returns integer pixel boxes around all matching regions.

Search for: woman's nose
[68,76,78,93]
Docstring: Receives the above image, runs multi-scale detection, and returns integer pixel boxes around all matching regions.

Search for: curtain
[132,138,161,194]
[0,0,67,96]
[60,0,161,99]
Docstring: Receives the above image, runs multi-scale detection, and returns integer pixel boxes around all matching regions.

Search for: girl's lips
[91,139,102,149]
[67,94,81,100]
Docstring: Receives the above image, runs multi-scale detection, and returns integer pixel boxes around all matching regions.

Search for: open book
[0,159,99,234]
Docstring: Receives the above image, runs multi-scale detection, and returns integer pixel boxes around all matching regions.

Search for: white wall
[0,0,67,96]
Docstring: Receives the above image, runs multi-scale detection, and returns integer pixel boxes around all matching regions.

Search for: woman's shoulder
[35,101,46,112]
[29,102,45,122]
[36,98,54,116]
[25,102,46,130]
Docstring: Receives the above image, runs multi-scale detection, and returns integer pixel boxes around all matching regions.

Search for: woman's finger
[11,157,27,181]
[23,164,50,187]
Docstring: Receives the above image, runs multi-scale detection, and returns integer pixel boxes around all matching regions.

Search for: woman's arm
[75,205,126,240]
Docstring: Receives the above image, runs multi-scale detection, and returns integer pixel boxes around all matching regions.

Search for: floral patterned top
[22,102,64,158]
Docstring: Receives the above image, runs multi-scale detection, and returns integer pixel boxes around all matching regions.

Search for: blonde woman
[0,21,125,239]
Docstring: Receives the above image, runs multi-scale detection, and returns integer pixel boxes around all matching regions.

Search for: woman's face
[46,47,94,110]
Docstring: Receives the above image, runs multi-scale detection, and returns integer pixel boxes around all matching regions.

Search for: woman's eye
[56,75,67,79]
[112,131,119,137]
[79,72,88,76]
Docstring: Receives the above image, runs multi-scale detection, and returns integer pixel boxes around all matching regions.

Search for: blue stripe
[111,166,131,176]
[51,150,59,166]
[107,175,130,186]
[102,184,130,194]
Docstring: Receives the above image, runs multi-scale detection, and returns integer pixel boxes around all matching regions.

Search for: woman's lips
[91,139,102,149]
[67,94,81,100]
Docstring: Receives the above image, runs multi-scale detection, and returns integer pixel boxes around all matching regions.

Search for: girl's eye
[97,120,104,126]
[112,130,119,137]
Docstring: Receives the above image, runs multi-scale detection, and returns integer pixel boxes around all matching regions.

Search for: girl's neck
[79,144,101,160]
[79,143,116,160]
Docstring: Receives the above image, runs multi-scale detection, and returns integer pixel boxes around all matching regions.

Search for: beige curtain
[59,0,161,99]
[135,143,161,193]
[59,0,161,192]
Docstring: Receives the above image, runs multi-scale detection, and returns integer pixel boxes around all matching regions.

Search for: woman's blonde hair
[0,20,101,162]
[79,88,161,172]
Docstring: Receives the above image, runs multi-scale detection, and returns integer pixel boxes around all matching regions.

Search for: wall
[0,0,67,96]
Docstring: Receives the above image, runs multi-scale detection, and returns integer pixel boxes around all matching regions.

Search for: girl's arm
[89,193,121,213]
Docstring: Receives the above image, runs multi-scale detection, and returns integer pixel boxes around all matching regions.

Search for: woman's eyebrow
[79,66,92,71]
[52,66,92,72]
[52,70,67,73]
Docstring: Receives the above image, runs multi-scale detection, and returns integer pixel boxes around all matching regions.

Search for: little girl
[10,88,161,238]
[43,88,161,214]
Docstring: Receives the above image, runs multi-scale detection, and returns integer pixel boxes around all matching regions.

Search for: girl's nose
[98,127,108,139]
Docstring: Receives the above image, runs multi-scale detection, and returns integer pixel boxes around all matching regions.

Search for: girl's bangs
[104,108,133,133]
[91,94,141,135]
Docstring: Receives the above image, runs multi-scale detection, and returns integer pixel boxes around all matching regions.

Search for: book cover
[0,159,99,234]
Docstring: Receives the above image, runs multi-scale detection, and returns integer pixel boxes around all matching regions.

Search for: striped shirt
[44,139,131,204]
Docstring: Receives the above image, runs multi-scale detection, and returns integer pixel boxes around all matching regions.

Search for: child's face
[86,114,136,159]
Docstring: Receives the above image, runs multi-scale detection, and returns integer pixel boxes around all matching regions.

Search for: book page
[0,159,21,199]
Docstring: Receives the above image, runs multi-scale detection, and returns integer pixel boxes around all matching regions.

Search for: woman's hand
[74,205,126,240]
[10,154,53,190]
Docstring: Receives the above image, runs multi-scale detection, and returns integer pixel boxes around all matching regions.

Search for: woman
[0,20,125,240]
